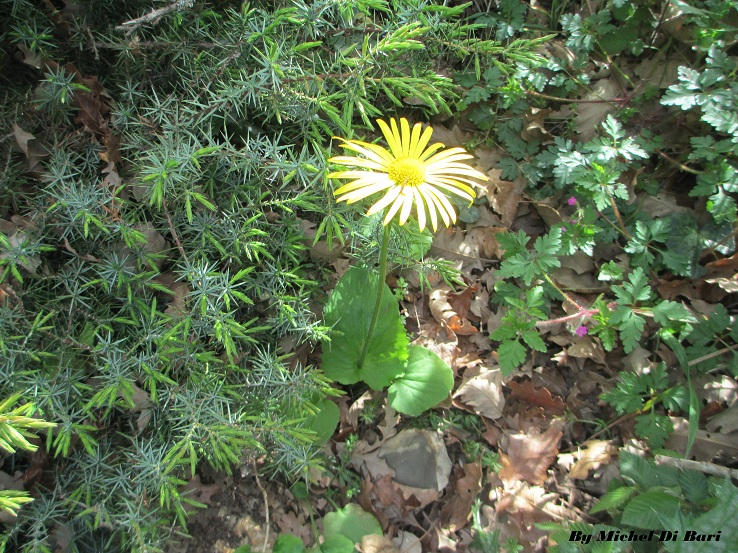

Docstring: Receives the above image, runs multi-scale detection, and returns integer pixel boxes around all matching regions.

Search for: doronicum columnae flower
[328,118,488,232]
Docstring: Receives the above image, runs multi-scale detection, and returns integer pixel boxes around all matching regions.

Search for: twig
[654,455,738,479]
[688,345,738,367]
[162,199,189,264]
[115,0,195,34]
[252,459,270,553]
[535,302,618,328]
[525,90,630,105]
[586,412,639,442]
[609,194,632,241]
[656,149,702,175]
[543,273,587,311]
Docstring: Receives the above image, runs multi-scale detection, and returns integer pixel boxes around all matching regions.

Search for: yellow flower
[328,118,488,232]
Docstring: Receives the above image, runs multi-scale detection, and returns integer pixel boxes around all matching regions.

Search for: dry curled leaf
[429,285,478,336]
[667,417,738,463]
[508,380,566,416]
[430,228,483,272]
[439,462,483,531]
[499,425,563,485]
[453,368,505,420]
[360,534,401,553]
[566,440,618,479]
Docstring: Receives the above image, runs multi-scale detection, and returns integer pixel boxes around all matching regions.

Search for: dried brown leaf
[430,228,483,272]
[440,462,483,531]
[499,425,563,485]
[485,175,526,227]
[453,368,505,420]
[429,285,478,336]
[508,380,566,416]
[667,417,738,463]
[574,79,618,140]
[705,405,738,434]
[360,534,401,553]
[567,440,618,479]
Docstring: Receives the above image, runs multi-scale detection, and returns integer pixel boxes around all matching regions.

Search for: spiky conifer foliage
[0,1,542,550]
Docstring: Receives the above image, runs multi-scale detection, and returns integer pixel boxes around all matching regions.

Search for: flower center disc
[388,158,425,187]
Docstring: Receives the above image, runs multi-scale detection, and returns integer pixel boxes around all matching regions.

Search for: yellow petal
[412,187,427,232]
[400,118,412,158]
[378,119,402,159]
[336,180,395,203]
[418,142,446,162]
[424,150,474,166]
[329,170,385,180]
[398,187,415,225]
[383,188,405,225]
[338,140,395,166]
[412,125,435,159]
[367,186,403,216]
[334,175,391,195]
[329,156,386,171]
[417,186,438,232]
[426,185,457,224]
[425,177,476,200]
[420,184,451,227]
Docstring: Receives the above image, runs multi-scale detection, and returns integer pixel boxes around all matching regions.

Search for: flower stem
[543,273,586,312]
[357,224,391,369]
[608,194,631,241]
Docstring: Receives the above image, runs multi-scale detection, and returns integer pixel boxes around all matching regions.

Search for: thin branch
[656,149,702,175]
[688,345,738,367]
[655,455,738,479]
[526,90,631,105]
[252,459,270,553]
[115,0,196,35]
[162,199,189,264]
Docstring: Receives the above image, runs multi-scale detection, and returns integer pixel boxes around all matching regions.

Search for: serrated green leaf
[620,489,681,530]
[521,329,546,352]
[663,480,738,552]
[611,306,646,353]
[388,346,454,416]
[598,261,624,281]
[589,486,637,514]
[619,451,679,488]
[652,301,694,326]
[613,267,651,305]
[322,268,408,389]
[634,413,672,449]
[678,470,709,503]
[497,339,526,374]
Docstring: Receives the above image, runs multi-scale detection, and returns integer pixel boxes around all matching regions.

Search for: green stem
[542,273,586,312]
[357,224,391,369]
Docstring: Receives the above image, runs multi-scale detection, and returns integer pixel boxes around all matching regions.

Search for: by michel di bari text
[569,529,722,545]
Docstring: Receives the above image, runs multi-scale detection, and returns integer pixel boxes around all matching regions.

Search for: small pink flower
[567,196,577,206]
[575,325,588,337]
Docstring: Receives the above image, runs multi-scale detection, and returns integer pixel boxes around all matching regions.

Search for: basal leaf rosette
[329,117,488,231]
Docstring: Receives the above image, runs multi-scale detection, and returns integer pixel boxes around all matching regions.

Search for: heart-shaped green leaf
[273,534,306,553]
[388,346,454,416]
[322,504,382,545]
[309,535,355,553]
[322,267,408,389]
[302,399,339,444]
